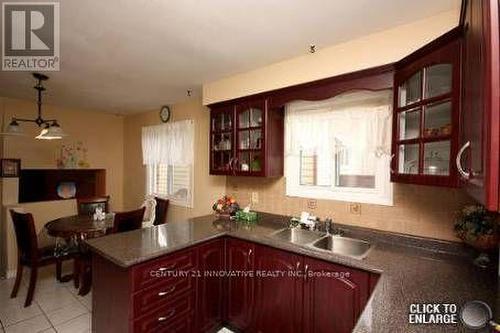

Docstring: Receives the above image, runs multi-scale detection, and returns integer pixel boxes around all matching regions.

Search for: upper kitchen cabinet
[210,105,235,175]
[209,99,284,177]
[460,0,500,211]
[391,30,462,187]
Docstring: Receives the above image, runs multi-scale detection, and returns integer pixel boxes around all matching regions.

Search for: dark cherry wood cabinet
[209,99,284,177]
[92,237,375,333]
[224,238,255,331]
[196,239,225,333]
[460,0,500,211]
[303,257,370,333]
[92,247,197,333]
[391,30,462,187]
[252,244,303,333]
[224,239,372,333]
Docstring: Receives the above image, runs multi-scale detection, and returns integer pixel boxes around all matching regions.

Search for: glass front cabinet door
[209,99,284,177]
[235,101,265,175]
[391,37,461,187]
[210,105,235,174]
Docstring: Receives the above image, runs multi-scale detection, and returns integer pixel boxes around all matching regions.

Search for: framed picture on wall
[0,159,21,178]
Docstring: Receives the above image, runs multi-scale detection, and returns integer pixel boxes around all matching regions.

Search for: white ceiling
[0,0,459,114]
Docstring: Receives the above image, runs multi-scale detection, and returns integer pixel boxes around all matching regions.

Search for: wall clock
[160,105,171,123]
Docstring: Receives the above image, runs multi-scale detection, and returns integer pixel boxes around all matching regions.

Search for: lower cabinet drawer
[132,291,195,333]
[132,248,196,291]
[132,272,195,318]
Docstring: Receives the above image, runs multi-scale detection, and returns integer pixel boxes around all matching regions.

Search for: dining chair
[112,207,146,233]
[153,197,169,225]
[9,210,75,307]
[77,196,110,216]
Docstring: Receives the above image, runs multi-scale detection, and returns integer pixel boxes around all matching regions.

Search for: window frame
[284,90,394,206]
[146,164,194,208]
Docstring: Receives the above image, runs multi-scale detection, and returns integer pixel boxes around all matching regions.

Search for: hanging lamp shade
[0,120,25,136]
[35,121,67,140]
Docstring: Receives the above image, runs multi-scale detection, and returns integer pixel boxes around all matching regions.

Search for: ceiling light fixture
[2,73,67,140]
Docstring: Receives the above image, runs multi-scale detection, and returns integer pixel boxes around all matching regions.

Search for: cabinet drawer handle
[456,141,471,180]
[158,309,175,322]
[158,264,176,272]
[390,154,395,174]
[158,285,176,297]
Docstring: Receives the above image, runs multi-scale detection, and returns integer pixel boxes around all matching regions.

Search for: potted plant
[454,204,499,267]
[212,195,239,218]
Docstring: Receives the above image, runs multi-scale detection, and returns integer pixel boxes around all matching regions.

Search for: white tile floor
[0,264,91,333]
[0,265,233,333]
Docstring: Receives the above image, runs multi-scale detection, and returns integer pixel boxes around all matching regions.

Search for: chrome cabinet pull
[157,309,175,322]
[158,263,176,272]
[158,285,176,297]
[232,158,239,175]
[390,154,395,174]
[456,141,471,180]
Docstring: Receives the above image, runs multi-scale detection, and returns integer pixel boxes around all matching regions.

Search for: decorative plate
[57,182,76,199]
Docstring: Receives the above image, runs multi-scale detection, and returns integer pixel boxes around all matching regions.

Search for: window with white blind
[142,120,194,208]
[285,90,394,206]
[146,164,193,207]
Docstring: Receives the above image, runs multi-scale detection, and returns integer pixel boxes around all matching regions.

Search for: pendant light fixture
[2,73,67,140]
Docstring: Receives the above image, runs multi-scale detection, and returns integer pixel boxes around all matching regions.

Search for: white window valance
[142,120,194,166]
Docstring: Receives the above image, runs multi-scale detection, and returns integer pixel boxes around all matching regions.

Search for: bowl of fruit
[212,195,240,218]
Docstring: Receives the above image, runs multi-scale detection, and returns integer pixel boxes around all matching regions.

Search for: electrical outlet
[307,199,317,210]
[251,192,259,204]
[349,203,361,215]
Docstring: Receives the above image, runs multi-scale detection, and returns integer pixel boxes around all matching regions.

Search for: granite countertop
[85,213,499,333]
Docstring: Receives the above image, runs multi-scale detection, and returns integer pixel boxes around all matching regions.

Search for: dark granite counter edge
[86,232,226,268]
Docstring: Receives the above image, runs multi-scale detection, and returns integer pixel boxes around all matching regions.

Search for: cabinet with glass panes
[209,99,284,177]
[391,36,461,187]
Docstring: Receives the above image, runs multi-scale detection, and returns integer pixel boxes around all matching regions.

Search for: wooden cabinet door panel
[225,238,255,331]
[197,239,224,333]
[391,34,462,187]
[461,0,500,211]
[303,257,370,333]
[253,245,303,333]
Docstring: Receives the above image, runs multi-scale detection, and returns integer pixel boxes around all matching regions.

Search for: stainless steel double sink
[269,227,372,259]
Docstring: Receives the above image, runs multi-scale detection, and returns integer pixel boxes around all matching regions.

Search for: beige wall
[203,10,459,105]
[227,178,473,241]
[0,97,125,210]
[123,98,226,221]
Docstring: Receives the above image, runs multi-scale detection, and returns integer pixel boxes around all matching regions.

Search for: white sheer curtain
[142,120,194,166]
[285,90,392,163]
[285,90,393,205]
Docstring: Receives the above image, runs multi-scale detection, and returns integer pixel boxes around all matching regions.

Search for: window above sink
[284,90,394,206]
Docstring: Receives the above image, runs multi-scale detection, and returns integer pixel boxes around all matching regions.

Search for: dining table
[45,214,114,296]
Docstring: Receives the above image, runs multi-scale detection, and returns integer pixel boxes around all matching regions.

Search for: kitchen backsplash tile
[226,177,474,241]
